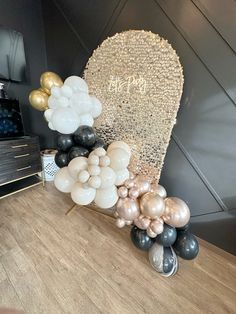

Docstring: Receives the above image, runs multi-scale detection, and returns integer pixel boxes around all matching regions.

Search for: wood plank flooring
[0,183,235,313]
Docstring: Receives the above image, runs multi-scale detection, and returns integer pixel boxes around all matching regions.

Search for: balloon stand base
[65,202,115,218]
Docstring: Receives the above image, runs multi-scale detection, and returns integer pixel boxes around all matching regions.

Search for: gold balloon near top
[40,71,63,95]
[29,89,49,111]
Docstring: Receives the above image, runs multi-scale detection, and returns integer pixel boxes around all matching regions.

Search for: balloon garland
[29,72,199,277]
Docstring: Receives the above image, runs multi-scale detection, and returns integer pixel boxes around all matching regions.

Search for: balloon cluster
[54,141,131,209]
[55,126,106,168]
[115,176,198,276]
[29,72,102,134]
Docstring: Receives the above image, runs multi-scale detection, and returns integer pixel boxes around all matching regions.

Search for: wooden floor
[0,184,235,314]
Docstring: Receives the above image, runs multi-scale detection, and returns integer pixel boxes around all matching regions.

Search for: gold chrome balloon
[40,71,63,94]
[140,192,165,219]
[29,89,49,111]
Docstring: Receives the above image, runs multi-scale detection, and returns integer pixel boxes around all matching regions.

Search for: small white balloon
[64,76,88,93]
[93,147,106,157]
[68,157,88,179]
[44,109,53,122]
[61,85,73,98]
[99,167,116,189]
[99,156,110,167]
[107,141,131,158]
[88,165,101,176]
[71,182,96,205]
[54,167,75,193]
[107,148,130,170]
[48,96,58,109]
[51,86,62,98]
[114,168,129,186]
[79,114,94,127]
[88,176,101,189]
[57,96,69,108]
[88,154,99,166]
[78,170,90,183]
[90,95,102,118]
[94,185,118,209]
[48,122,55,130]
[51,107,79,134]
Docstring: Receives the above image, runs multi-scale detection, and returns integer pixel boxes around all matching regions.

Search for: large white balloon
[61,85,73,98]
[71,182,96,205]
[44,109,54,122]
[51,107,79,134]
[107,148,130,170]
[99,167,116,189]
[94,185,118,209]
[51,86,62,98]
[68,157,88,179]
[64,76,88,93]
[48,95,58,109]
[70,92,92,114]
[90,96,102,118]
[54,167,75,193]
[57,96,69,108]
[114,168,129,186]
[107,141,131,158]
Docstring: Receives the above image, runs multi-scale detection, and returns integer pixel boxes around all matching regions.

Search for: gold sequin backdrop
[84,30,184,182]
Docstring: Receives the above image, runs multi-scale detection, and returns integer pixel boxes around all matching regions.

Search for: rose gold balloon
[164,197,190,228]
[147,227,158,238]
[140,192,165,219]
[150,183,167,199]
[150,219,164,234]
[125,179,135,189]
[116,197,140,221]
[134,215,151,230]
[129,171,136,180]
[118,186,128,198]
[136,180,151,196]
[129,187,139,199]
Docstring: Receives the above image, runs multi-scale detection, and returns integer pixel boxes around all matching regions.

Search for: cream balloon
[99,167,116,188]
[94,185,118,208]
[68,157,88,179]
[107,141,131,158]
[114,168,129,186]
[54,167,75,193]
[71,182,96,205]
[64,76,88,93]
[107,148,130,170]
[51,107,79,134]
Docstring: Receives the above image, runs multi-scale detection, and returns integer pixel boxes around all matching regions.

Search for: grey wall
[41,0,236,254]
[0,0,54,148]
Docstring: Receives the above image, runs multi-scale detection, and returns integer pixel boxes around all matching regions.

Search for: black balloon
[163,247,177,274]
[130,226,154,251]
[74,126,96,148]
[173,232,199,260]
[57,134,74,152]
[55,152,69,168]
[91,137,106,150]
[68,146,89,161]
[156,224,177,247]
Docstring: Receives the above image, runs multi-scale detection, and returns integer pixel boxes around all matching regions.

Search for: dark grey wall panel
[192,0,236,53]
[0,0,52,148]
[160,139,222,216]
[157,0,236,104]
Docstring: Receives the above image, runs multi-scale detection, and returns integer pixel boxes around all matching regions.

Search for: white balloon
[51,107,79,134]
[71,182,96,205]
[79,114,94,127]
[51,86,62,98]
[88,154,99,166]
[44,109,53,122]
[114,168,129,186]
[107,141,131,158]
[48,122,55,130]
[54,167,75,193]
[48,96,58,109]
[99,167,116,188]
[88,176,101,189]
[94,185,118,209]
[88,165,101,176]
[68,157,88,179]
[64,76,88,93]
[107,148,130,170]
[90,96,102,118]
[78,170,90,183]
[70,92,92,114]
[57,96,69,108]
[61,85,73,98]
